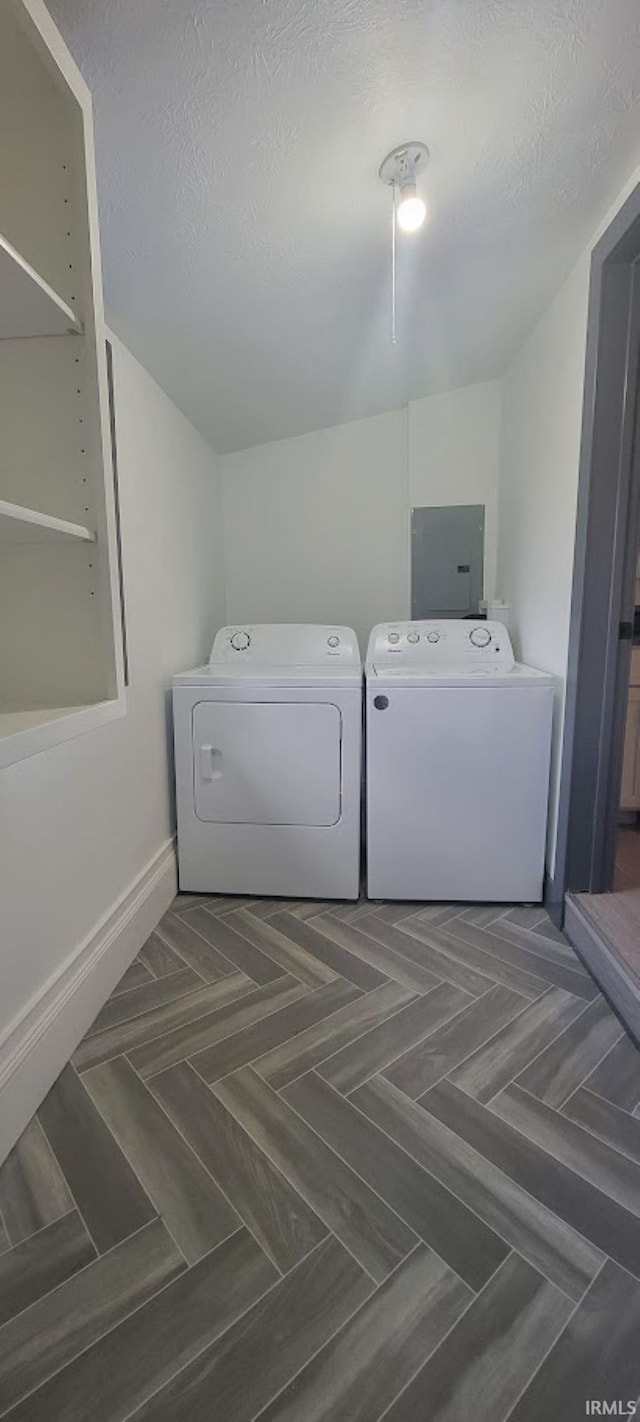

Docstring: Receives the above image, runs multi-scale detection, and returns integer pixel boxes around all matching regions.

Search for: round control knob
[469,627,491,648]
[327,635,340,647]
[407,632,420,644]
[427,631,440,643]
[230,631,251,651]
[388,632,400,644]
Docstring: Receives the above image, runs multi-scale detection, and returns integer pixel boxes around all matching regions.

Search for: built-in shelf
[0,0,125,771]
[0,698,125,769]
[0,704,84,739]
[0,499,95,543]
[0,231,81,340]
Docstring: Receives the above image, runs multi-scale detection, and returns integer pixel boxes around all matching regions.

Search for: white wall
[0,335,225,1133]
[408,383,502,601]
[496,260,590,868]
[497,166,640,873]
[221,380,501,652]
[222,408,409,653]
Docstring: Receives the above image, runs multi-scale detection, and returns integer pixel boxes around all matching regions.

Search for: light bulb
[396,190,427,233]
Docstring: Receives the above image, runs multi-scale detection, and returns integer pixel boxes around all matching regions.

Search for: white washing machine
[366,620,554,902]
[173,625,362,899]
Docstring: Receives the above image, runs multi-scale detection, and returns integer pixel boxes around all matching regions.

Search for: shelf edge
[0,230,81,335]
[0,499,96,543]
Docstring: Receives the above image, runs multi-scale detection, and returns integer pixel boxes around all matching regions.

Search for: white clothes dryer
[173,625,362,899]
[365,620,554,902]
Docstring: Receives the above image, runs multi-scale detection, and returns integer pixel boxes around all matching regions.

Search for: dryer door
[192,701,342,825]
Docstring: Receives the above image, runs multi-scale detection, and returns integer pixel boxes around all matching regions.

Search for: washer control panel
[209,625,361,665]
[367,620,515,671]
[469,626,492,648]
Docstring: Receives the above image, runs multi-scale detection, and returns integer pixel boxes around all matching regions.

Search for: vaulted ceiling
[50,0,640,452]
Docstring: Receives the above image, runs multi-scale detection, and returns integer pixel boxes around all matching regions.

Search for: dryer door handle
[198,745,223,781]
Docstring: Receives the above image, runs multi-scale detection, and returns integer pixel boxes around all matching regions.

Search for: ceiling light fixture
[379,141,429,232]
[396,187,427,234]
[379,141,429,342]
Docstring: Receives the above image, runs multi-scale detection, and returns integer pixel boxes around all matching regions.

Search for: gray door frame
[550,182,640,916]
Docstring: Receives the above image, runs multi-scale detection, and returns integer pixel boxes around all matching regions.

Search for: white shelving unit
[0,499,94,544]
[0,0,125,768]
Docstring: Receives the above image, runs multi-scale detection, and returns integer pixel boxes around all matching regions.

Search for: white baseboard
[0,838,177,1165]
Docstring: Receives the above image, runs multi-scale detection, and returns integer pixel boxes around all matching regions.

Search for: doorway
[616,564,640,890]
[553,182,640,1035]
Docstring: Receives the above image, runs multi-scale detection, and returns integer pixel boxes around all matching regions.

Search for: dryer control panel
[367,621,515,671]
[210,624,361,666]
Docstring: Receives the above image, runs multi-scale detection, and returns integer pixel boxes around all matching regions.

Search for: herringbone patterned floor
[1,894,640,1420]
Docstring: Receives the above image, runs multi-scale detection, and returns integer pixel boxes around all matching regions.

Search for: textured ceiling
[49,0,640,452]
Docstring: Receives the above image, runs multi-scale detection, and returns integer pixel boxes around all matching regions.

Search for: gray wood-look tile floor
[1,895,640,1420]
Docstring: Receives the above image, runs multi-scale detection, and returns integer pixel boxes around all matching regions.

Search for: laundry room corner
[220,379,502,651]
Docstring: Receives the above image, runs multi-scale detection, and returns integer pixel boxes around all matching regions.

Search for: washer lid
[366,620,553,688]
[368,661,554,688]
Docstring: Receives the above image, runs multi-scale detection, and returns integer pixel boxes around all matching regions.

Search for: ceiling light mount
[378,141,429,191]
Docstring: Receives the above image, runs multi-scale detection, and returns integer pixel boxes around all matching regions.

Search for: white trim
[16,0,92,105]
[564,895,640,1044]
[0,838,177,1164]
